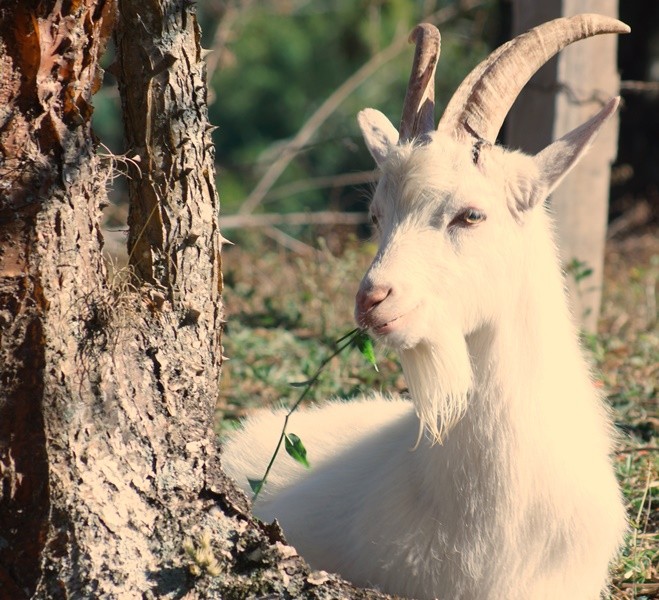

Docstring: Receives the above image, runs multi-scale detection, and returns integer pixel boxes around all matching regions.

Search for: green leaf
[566,258,593,283]
[248,478,264,495]
[284,433,310,468]
[576,267,593,282]
[354,331,379,372]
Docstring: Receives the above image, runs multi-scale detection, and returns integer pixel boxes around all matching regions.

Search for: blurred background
[96,0,658,251]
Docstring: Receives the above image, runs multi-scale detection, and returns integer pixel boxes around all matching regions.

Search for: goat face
[355,133,535,350]
[354,101,622,354]
[354,16,628,354]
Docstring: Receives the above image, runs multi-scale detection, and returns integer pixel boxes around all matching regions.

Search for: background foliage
[202,0,495,215]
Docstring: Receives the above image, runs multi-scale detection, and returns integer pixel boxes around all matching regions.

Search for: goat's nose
[356,285,392,316]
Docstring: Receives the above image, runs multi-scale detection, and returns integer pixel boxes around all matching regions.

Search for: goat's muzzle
[355,284,392,329]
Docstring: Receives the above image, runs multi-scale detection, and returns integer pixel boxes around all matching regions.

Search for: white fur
[222,109,627,599]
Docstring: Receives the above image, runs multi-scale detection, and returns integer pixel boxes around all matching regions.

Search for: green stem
[251,329,361,501]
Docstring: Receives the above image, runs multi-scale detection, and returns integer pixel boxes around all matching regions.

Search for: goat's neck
[485,216,590,425]
[401,213,594,452]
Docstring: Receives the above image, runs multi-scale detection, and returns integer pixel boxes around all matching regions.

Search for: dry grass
[599,231,658,599]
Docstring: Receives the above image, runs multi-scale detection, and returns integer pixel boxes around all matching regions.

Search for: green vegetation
[245,326,377,500]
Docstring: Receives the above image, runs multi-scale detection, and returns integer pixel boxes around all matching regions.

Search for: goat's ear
[358,108,398,166]
[531,97,620,203]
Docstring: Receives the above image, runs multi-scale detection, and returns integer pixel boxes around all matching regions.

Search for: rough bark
[0,1,115,594]
[506,0,621,331]
[0,1,391,597]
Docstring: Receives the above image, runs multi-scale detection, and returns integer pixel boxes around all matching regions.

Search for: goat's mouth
[372,315,403,335]
[356,312,400,335]
[368,309,419,337]
[357,304,421,337]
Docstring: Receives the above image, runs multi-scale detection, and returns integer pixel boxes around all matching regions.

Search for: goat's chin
[374,327,422,350]
[369,308,426,350]
[398,331,473,445]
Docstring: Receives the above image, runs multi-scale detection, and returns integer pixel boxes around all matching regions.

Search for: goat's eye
[452,208,486,227]
[464,209,485,224]
[370,213,380,228]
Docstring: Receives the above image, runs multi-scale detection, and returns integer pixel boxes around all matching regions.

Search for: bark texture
[506,0,622,331]
[0,1,115,595]
[0,1,391,597]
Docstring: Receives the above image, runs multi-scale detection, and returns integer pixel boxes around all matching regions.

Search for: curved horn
[437,14,630,143]
[399,23,441,143]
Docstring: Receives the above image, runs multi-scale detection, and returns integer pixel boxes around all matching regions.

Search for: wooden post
[506,0,622,332]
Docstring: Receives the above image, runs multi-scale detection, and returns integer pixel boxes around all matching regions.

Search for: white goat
[223,15,629,600]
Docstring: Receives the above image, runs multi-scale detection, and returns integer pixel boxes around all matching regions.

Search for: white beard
[399,332,473,445]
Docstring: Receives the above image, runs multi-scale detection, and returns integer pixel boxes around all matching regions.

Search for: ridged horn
[437,14,630,143]
[399,23,441,143]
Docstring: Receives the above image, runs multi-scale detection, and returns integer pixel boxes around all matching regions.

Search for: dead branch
[263,170,378,204]
[220,211,370,229]
[261,226,321,257]
[205,0,255,104]
[238,0,486,216]
[620,80,659,95]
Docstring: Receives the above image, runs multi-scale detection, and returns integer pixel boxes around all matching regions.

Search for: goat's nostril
[356,285,392,315]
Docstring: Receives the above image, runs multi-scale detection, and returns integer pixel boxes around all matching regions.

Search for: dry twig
[220,211,369,230]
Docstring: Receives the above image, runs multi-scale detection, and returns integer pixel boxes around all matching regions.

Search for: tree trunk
[506,0,622,331]
[0,1,390,597]
[0,1,116,594]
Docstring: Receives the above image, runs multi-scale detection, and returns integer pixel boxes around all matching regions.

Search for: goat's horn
[399,23,441,143]
[437,14,630,143]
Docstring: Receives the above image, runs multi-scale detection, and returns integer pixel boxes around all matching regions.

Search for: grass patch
[598,232,658,599]
[218,238,405,432]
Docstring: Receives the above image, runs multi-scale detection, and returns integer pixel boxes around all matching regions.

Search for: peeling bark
[0,1,391,598]
[0,1,114,595]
